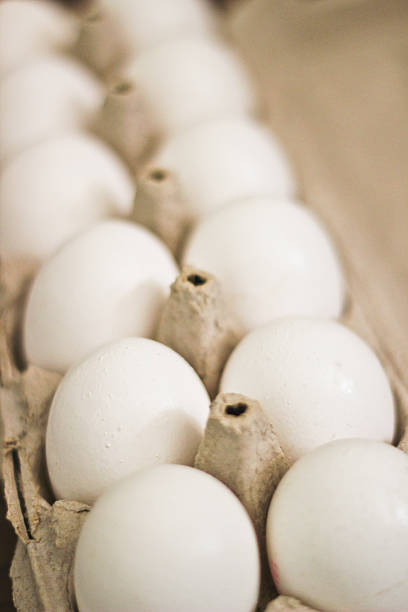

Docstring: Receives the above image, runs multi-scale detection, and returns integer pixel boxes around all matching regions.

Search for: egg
[0,133,134,260]
[0,55,103,165]
[46,338,210,504]
[100,0,217,54]
[220,318,396,463]
[152,118,295,218]
[0,0,77,78]
[74,464,260,612]
[124,38,255,135]
[23,220,178,372]
[183,198,344,329]
[267,439,408,611]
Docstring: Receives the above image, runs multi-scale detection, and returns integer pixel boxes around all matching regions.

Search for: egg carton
[1,244,407,612]
[2,1,408,611]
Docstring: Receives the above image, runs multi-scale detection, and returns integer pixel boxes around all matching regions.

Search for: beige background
[229,0,408,387]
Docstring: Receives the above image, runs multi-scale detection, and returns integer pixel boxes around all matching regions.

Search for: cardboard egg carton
[1,1,408,611]
[1,234,407,612]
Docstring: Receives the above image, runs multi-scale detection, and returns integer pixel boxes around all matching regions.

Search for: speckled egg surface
[153,118,294,218]
[183,198,344,330]
[267,439,408,611]
[74,464,260,612]
[221,317,396,463]
[0,133,134,259]
[46,338,210,504]
[23,220,178,372]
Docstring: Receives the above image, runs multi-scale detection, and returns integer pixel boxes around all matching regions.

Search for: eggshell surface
[100,0,217,53]
[0,0,77,78]
[221,318,396,463]
[0,55,103,164]
[183,198,344,329]
[153,118,294,218]
[74,464,260,612]
[23,220,178,372]
[267,439,408,611]
[0,134,134,259]
[124,39,255,135]
[46,338,210,504]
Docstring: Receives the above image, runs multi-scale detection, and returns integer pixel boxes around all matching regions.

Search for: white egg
[220,318,396,463]
[183,198,344,330]
[0,133,134,260]
[0,0,77,78]
[46,338,210,504]
[100,0,217,53]
[124,38,255,135]
[267,439,408,611]
[23,220,178,372]
[152,118,294,219]
[0,55,103,165]
[74,464,260,612]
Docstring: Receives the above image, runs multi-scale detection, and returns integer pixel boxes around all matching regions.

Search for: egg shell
[0,54,103,165]
[183,198,344,329]
[23,220,178,372]
[74,464,260,612]
[153,118,295,218]
[0,0,77,78]
[100,0,217,54]
[220,318,396,463]
[0,133,134,259]
[267,439,408,611]
[124,38,255,135]
[46,338,210,504]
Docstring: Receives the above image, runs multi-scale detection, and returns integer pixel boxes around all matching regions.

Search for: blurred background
[228,0,408,390]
